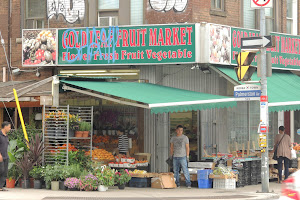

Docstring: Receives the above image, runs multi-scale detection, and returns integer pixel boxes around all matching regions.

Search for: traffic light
[235,52,256,81]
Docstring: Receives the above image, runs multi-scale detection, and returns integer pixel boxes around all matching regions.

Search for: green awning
[61,80,237,114]
[215,66,300,112]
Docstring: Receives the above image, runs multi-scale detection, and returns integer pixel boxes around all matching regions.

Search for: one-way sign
[241,36,275,49]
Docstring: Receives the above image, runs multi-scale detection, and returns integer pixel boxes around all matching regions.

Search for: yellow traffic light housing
[235,52,257,81]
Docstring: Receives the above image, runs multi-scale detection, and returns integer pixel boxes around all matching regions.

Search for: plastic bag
[291,149,297,159]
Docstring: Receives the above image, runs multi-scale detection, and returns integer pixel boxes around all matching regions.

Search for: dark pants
[278,156,290,181]
[0,159,8,189]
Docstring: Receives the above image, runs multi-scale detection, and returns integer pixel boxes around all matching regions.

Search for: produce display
[88,149,115,161]
[293,143,300,150]
[23,29,56,66]
[108,162,136,168]
[92,135,110,144]
[213,165,233,176]
[129,170,147,174]
[58,143,77,152]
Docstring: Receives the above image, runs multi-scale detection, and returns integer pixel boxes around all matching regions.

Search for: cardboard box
[181,174,197,182]
[151,173,176,189]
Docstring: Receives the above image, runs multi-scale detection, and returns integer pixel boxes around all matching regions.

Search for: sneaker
[187,186,192,189]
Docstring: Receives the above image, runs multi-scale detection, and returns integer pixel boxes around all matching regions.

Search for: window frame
[25,0,46,29]
[211,0,225,11]
[98,15,119,27]
[286,0,298,35]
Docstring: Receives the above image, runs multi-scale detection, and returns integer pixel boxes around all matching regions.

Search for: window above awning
[215,66,300,112]
[61,80,237,114]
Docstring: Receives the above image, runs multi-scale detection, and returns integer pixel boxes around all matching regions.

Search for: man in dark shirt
[0,121,11,191]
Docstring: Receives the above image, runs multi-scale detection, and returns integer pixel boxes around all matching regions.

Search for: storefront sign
[22,29,57,67]
[231,27,260,66]
[57,24,197,66]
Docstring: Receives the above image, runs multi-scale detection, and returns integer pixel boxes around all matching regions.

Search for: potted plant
[75,121,85,137]
[6,165,19,188]
[69,114,81,137]
[29,166,43,189]
[78,174,98,191]
[16,152,33,189]
[80,121,91,138]
[44,165,61,191]
[59,166,70,190]
[114,169,132,190]
[95,166,115,192]
[64,177,80,191]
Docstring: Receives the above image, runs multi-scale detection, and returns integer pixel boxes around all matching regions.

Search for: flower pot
[69,129,75,137]
[59,181,67,190]
[30,178,34,188]
[118,184,125,190]
[51,181,60,191]
[75,131,83,137]
[98,185,108,192]
[82,131,89,138]
[68,188,78,191]
[102,130,106,135]
[22,179,30,189]
[108,130,112,135]
[6,179,15,188]
[34,180,42,189]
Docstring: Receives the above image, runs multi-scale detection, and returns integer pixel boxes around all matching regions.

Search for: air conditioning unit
[98,16,118,27]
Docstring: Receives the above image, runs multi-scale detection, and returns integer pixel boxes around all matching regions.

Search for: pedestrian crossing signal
[235,52,257,81]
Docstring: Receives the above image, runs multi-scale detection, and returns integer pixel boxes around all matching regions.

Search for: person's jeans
[277,156,290,181]
[0,159,9,189]
[173,157,191,187]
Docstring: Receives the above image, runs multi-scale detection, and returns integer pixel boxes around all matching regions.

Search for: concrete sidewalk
[0,183,281,200]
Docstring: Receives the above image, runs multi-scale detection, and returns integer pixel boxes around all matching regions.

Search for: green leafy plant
[79,121,91,131]
[114,169,132,185]
[68,164,83,178]
[94,167,115,187]
[44,165,62,182]
[7,139,26,170]
[7,165,21,181]
[29,166,43,180]
[69,114,81,130]
[68,150,92,171]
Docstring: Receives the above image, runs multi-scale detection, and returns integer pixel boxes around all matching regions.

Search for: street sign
[234,84,261,100]
[251,0,273,8]
[241,36,275,49]
[259,134,267,148]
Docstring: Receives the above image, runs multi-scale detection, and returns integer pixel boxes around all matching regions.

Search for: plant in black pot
[114,169,132,190]
[59,166,70,190]
[29,166,43,189]
[16,152,33,189]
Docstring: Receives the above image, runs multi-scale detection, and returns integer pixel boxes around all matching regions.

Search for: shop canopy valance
[61,80,237,114]
[215,66,300,112]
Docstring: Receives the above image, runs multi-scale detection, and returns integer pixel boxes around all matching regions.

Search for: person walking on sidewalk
[273,126,291,183]
[170,125,191,188]
[0,121,11,191]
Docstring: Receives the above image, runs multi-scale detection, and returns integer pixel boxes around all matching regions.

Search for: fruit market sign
[22,29,57,67]
[204,23,300,71]
[230,27,300,70]
[57,24,197,66]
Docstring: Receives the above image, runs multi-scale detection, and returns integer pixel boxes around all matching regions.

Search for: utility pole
[260,8,269,193]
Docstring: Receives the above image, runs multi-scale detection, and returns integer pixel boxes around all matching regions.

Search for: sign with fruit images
[22,29,57,66]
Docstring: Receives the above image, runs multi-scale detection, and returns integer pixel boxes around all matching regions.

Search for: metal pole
[260,8,269,193]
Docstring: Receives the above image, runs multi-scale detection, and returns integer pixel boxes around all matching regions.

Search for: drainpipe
[2,67,6,82]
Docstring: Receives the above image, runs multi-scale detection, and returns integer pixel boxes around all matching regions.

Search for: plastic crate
[129,177,149,188]
[198,179,212,189]
[213,179,236,189]
[290,159,298,168]
[197,170,213,180]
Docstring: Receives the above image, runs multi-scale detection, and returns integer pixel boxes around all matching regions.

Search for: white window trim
[211,0,225,11]
[25,18,45,29]
[287,0,298,35]
[98,15,118,27]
